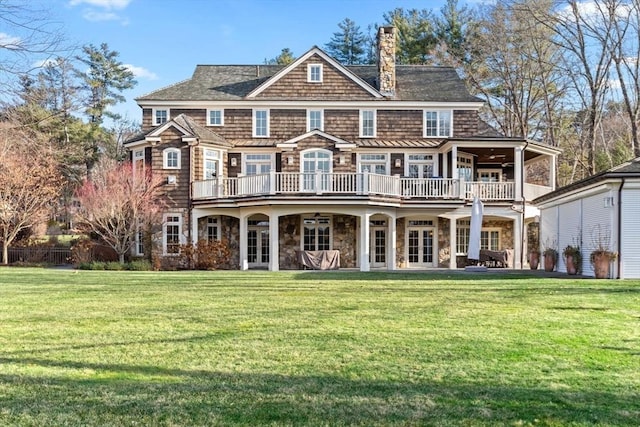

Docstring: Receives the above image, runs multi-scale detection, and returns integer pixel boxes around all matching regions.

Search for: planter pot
[565,254,578,275]
[529,252,540,270]
[544,255,556,272]
[591,253,611,279]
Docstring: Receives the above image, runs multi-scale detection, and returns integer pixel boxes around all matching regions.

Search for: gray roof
[137,63,481,103]
[124,113,231,147]
[534,157,640,203]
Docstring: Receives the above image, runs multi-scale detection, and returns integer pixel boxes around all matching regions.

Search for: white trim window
[253,109,269,137]
[359,153,387,174]
[207,216,219,242]
[481,228,501,251]
[407,154,434,178]
[307,63,323,83]
[457,153,473,181]
[456,220,471,255]
[424,110,451,137]
[163,214,182,255]
[163,148,181,169]
[133,149,145,181]
[360,109,376,138]
[153,108,169,126]
[244,153,273,175]
[478,169,503,182]
[134,225,144,257]
[307,109,324,131]
[207,109,224,126]
[302,216,331,251]
[203,149,219,180]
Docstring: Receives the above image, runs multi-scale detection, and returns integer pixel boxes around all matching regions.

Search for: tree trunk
[2,241,8,265]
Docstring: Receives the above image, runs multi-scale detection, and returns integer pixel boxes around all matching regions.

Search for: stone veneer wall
[279,215,301,269]
[377,27,396,97]
[396,218,406,268]
[332,215,357,268]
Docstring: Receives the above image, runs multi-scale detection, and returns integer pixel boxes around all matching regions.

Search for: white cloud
[69,0,132,9]
[124,64,158,80]
[0,32,22,50]
[83,10,120,22]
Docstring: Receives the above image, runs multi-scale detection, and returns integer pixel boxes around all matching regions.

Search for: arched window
[163,148,181,169]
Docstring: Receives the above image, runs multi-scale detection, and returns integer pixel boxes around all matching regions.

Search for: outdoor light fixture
[395,158,402,167]
[230,158,237,167]
[287,156,294,165]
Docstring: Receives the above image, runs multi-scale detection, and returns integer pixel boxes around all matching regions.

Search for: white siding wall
[621,183,640,278]
[582,190,616,277]
[557,200,582,273]
[540,205,558,256]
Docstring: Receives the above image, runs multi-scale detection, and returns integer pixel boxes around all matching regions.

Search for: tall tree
[434,0,479,66]
[75,43,136,173]
[74,159,163,264]
[264,48,295,65]
[76,43,136,126]
[0,123,63,264]
[383,8,437,64]
[325,18,367,64]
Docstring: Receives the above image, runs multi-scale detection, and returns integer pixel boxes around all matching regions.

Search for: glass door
[407,225,435,267]
[302,150,331,192]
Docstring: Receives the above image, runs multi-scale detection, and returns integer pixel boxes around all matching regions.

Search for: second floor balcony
[192,171,540,202]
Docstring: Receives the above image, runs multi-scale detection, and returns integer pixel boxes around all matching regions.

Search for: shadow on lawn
[0,355,638,426]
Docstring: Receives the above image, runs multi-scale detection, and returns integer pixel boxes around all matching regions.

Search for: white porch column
[359,212,371,272]
[451,145,458,181]
[269,211,279,271]
[191,210,201,245]
[514,146,523,201]
[388,214,397,271]
[239,212,249,270]
[513,214,523,269]
[449,216,457,269]
[550,154,557,190]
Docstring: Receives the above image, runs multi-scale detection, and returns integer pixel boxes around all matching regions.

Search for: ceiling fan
[488,153,506,160]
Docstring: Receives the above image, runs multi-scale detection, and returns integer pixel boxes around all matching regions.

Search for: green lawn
[0,268,638,426]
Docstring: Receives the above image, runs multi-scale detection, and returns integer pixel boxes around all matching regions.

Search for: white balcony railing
[192,173,515,202]
[464,181,515,200]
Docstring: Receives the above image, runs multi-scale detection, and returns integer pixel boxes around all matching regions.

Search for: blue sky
[43,0,459,122]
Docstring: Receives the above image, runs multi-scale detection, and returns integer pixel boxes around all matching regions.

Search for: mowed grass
[0,268,638,426]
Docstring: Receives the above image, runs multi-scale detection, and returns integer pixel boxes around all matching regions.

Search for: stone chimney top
[377,26,396,97]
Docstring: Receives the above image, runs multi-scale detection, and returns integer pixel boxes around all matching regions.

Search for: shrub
[127,260,153,271]
[89,261,106,270]
[105,262,125,271]
[180,239,232,270]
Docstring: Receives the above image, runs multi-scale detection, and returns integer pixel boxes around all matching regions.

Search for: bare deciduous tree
[0,123,63,264]
[74,159,164,264]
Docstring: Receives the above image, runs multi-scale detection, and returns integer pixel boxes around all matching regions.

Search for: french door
[302,150,331,192]
[248,222,269,268]
[370,225,387,268]
[407,226,435,267]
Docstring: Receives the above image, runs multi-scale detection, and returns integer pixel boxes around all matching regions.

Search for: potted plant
[529,249,540,270]
[543,247,558,272]
[588,224,617,279]
[562,245,582,275]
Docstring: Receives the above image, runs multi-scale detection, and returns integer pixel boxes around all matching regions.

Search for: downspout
[616,178,625,279]
[520,140,529,270]
[188,142,195,245]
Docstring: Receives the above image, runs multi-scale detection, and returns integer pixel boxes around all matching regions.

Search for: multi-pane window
[164,215,181,255]
[163,148,180,169]
[478,170,502,182]
[457,154,473,181]
[407,154,434,178]
[133,149,145,181]
[481,229,500,251]
[207,217,218,242]
[154,109,168,125]
[360,110,376,137]
[135,227,144,256]
[303,217,330,251]
[307,109,323,131]
[204,149,218,179]
[253,109,269,137]
[359,154,387,174]
[245,154,272,175]
[207,109,224,126]
[308,64,323,82]
[424,110,451,137]
[456,220,471,255]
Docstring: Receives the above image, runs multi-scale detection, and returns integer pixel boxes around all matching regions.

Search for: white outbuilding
[534,158,640,279]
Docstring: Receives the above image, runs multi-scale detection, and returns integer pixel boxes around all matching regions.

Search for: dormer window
[308,64,323,83]
[163,148,181,169]
[424,110,452,137]
[153,108,169,126]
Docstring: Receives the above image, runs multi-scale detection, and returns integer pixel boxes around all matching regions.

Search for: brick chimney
[377,26,396,97]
